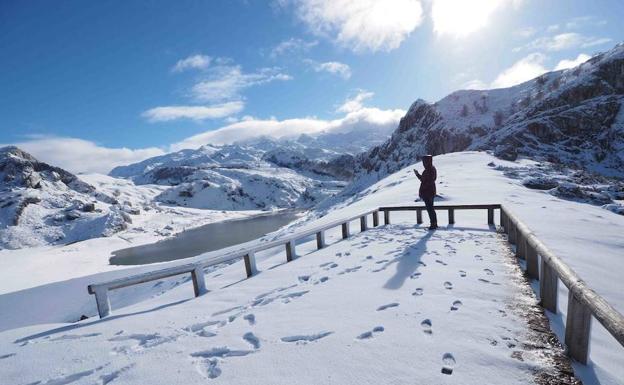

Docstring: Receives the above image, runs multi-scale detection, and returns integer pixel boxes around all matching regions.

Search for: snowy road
[0,220,573,385]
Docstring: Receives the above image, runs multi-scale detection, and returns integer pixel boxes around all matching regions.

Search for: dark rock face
[354,43,624,181]
[0,146,95,193]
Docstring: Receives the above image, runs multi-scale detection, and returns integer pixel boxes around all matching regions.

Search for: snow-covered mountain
[108,137,364,210]
[0,147,136,249]
[357,43,624,179]
[318,43,624,214]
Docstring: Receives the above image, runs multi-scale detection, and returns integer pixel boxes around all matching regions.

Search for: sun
[431,0,506,37]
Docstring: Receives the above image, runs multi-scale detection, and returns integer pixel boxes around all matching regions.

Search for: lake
[109,210,304,265]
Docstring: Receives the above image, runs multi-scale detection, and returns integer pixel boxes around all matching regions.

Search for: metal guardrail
[87,203,624,367]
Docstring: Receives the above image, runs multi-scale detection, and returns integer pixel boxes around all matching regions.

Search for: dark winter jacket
[417,155,437,199]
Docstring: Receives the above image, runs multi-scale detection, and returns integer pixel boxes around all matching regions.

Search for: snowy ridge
[0,147,135,249]
[355,42,624,180]
[2,152,623,385]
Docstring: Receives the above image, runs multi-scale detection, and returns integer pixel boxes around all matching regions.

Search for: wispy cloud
[144,58,292,123]
[554,53,591,71]
[515,32,612,52]
[491,53,547,88]
[306,60,352,79]
[336,90,374,113]
[4,137,165,174]
[171,54,212,72]
[170,91,403,150]
[141,101,245,122]
[270,38,318,58]
[191,65,292,102]
[280,0,423,52]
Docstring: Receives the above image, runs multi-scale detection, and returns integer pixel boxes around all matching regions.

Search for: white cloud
[515,27,536,39]
[337,90,374,113]
[461,79,489,90]
[172,54,212,72]
[282,0,424,52]
[565,16,607,30]
[554,53,591,71]
[170,94,404,150]
[516,32,612,52]
[141,101,245,122]
[307,60,352,79]
[491,53,548,88]
[431,0,521,37]
[191,65,292,102]
[5,137,165,174]
[270,38,318,58]
[144,61,292,123]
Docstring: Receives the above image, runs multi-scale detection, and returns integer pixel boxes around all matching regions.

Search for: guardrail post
[341,222,350,239]
[488,208,494,225]
[448,209,455,224]
[244,252,258,277]
[417,209,423,224]
[360,215,367,232]
[508,221,516,244]
[565,292,592,364]
[373,211,379,227]
[316,231,326,249]
[540,260,558,313]
[191,267,207,297]
[526,242,539,279]
[93,287,111,319]
[286,240,296,262]
[383,210,390,225]
[500,209,505,231]
[516,233,526,260]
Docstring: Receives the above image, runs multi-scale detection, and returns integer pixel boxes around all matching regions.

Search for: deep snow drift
[1,152,622,385]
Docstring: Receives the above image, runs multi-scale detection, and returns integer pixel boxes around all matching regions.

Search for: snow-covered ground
[1,152,622,384]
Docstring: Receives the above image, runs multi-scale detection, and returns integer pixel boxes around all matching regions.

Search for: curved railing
[86,203,624,366]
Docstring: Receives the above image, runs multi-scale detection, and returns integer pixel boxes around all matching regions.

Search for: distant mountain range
[3,42,623,248]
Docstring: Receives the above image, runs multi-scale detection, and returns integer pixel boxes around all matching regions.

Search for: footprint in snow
[356,326,385,340]
[319,262,334,268]
[410,272,422,279]
[376,303,399,311]
[435,259,447,266]
[441,353,456,375]
[450,300,463,311]
[243,332,260,349]
[444,281,453,290]
[298,275,310,283]
[484,269,494,276]
[314,276,329,285]
[459,270,467,277]
[474,255,483,261]
[281,332,333,344]
[421,319,433,334]
[243,314,255,325]
[412,288,424,296]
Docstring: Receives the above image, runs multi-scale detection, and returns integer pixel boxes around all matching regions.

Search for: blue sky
[1,0,623,172]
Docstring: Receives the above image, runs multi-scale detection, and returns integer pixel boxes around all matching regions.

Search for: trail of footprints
[19,230,510,382]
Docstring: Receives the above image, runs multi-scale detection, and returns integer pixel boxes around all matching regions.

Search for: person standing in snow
[414,155,438,230]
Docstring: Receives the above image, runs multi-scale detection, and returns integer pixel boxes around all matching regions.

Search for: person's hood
[422,155,433,169]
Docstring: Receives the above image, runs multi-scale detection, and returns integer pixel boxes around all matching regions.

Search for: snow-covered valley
[1,152,622,385]
[2,42,624,385]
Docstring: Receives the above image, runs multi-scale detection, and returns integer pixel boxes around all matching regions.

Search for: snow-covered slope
[356,43,624,180]
[0,147,135,249]
[1,152,622,385]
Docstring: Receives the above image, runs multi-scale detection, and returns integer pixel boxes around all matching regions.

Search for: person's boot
[428,223,438,230]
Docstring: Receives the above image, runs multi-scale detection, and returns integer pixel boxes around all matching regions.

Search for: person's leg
[424,197,437,227]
